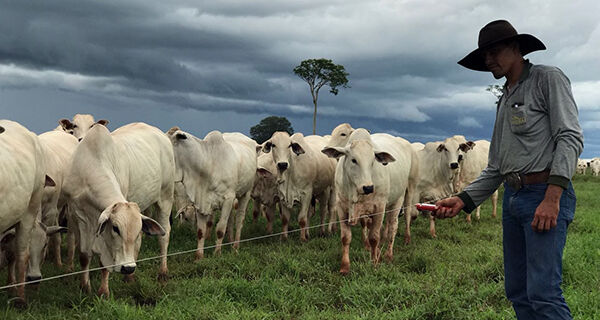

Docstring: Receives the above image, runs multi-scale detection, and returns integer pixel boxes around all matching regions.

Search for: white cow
[251,151,280,234]
[414,136,464,238]
[168,128,257,259]
[323,128,418,274]
[590,158,600,176]
[58,114,108,140]
[455,139,499,222]
[576,159,587,175]
[0,120,51,306]
[263,132,336,241]
[62,122,172,297]
[326,123,420,244]
[411,142,425,152]
[25,131,77,280]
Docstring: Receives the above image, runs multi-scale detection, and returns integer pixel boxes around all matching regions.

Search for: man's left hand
[531,184,563,232]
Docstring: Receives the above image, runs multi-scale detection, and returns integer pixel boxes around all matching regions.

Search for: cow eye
[352,158,357,164]
[271,144,276,148]
[73,125,78,128]
[341,133,346,137]
[458,155,463,161]
[112,226,120,236]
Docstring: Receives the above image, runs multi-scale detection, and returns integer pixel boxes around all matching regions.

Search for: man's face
[481,42,519,79]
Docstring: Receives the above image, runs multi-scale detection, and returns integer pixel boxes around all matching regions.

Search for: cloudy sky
[1,0,599,157]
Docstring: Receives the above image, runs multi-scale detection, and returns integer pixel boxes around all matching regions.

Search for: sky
[1,0,599,158]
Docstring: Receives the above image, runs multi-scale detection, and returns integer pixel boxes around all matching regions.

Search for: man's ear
[141,215,166,236]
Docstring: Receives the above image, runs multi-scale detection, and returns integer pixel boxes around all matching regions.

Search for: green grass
[1,175,599,319]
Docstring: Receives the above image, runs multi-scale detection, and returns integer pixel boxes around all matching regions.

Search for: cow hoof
[214,249,222,256]
[97,288,110,299]
[157,273,169,283]
[280,234,288,241]
[8,297,27,309]
[80,283,92,294]
[339,267,350,276]
[195,252,204,261]
[122,274,136,283]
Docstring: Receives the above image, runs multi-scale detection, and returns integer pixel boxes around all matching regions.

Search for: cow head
[327,123,354,148]
[457,141,476,163]
[436,137,462,171]
[26,221,67,282]
[323,140,395,225]
[59,114,107,140]
[263,132,304,174]
[94,202,165,274]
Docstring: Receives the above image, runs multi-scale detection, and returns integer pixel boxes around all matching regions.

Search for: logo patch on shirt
[511,115,526,125]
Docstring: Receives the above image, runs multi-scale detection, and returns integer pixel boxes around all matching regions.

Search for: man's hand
[531,184,562,232]
[433,196,465,219]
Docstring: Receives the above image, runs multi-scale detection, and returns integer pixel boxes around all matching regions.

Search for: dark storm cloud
[0,0,598,157]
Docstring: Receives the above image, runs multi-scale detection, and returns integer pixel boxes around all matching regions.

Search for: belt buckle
[505,172,522,191]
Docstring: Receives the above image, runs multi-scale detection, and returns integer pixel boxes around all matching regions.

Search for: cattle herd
[1,114,501,306]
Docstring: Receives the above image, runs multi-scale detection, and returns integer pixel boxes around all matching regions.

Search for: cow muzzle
[362,185,374,195]
[277,162,288,172]
[120,264,136,275]
[450,162,459,170]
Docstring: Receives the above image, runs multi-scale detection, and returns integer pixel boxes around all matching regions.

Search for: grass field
[1,175,598,319]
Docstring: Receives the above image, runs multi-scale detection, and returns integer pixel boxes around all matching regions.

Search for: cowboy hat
[458,20,546,72]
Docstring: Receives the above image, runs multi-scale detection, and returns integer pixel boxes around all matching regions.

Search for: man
[434,20,583,320]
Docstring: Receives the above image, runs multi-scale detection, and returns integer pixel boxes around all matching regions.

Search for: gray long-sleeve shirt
[458,61,583,213]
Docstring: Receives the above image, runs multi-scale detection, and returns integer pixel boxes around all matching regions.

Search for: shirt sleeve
[542,70,584,188]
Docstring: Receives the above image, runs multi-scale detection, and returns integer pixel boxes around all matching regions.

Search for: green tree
[293,58,349,135]
[250,116,294,144]
[486,84,504,102]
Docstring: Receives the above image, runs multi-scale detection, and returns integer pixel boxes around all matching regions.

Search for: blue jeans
[502,182,575,320]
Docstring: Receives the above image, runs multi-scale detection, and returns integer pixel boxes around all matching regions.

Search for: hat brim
[457,34,546,72]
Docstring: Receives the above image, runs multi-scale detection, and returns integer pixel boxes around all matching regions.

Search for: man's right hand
[433,196,465,218]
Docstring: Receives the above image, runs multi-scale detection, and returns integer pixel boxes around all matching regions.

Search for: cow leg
[214,197,235,256]
[44,206,63,268]
[298,195,312,242]
[339,211,352,275]
[317,190,331,236]
[466,212,472,224]
[328,189,338,234]
[233,192,252,251]
[227,210,235,243]
[97,267,110,298]
[65,206,78,272]
[404,200,413,245]
[195,213,209,260]
[252,199,260,222]
[429,214,437,238]
[476,206,481,221]
[206,215,213,241]
[385,202,401,262]
[491,190,498,218]
[265,204,274,234]
[368,209,383,266]
[155,197,173,282]
[7,251,16,296]
[79,252,91,294]
[12,202,38,306]
[360,218,370,250]
[280,204,291,241]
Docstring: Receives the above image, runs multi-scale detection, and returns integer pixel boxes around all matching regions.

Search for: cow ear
[0,229,16,246]
[96,207,112,237]
[321,147,346,159]
[263,141,272,153]
[46,226,68,236]
[255,144,263,154]
[257,167,273,178]
[437,144,447,152]
[375,151,396,165]
[45,175,56,187]
[290,142,305,155]
[467,141,476,148]
[96,119,109,126]
[59,119,74,130]
[0,126,4,134]
[141,215,166,236]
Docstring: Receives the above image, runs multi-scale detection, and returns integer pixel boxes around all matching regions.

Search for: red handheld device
[415,203,438,211]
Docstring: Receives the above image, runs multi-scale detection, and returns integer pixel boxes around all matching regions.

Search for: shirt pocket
[508,101,530,134]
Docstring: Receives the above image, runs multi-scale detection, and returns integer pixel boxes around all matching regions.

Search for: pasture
[1,175,598,319]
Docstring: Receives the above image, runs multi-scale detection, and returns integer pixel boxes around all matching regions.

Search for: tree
[293,58,349,135]
[486,84,504,102]
[250,116,294,144]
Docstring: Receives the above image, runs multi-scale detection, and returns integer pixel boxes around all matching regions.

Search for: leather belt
[504,169,550,191]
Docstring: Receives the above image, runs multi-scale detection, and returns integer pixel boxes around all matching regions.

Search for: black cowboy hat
[458,20,546,72]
